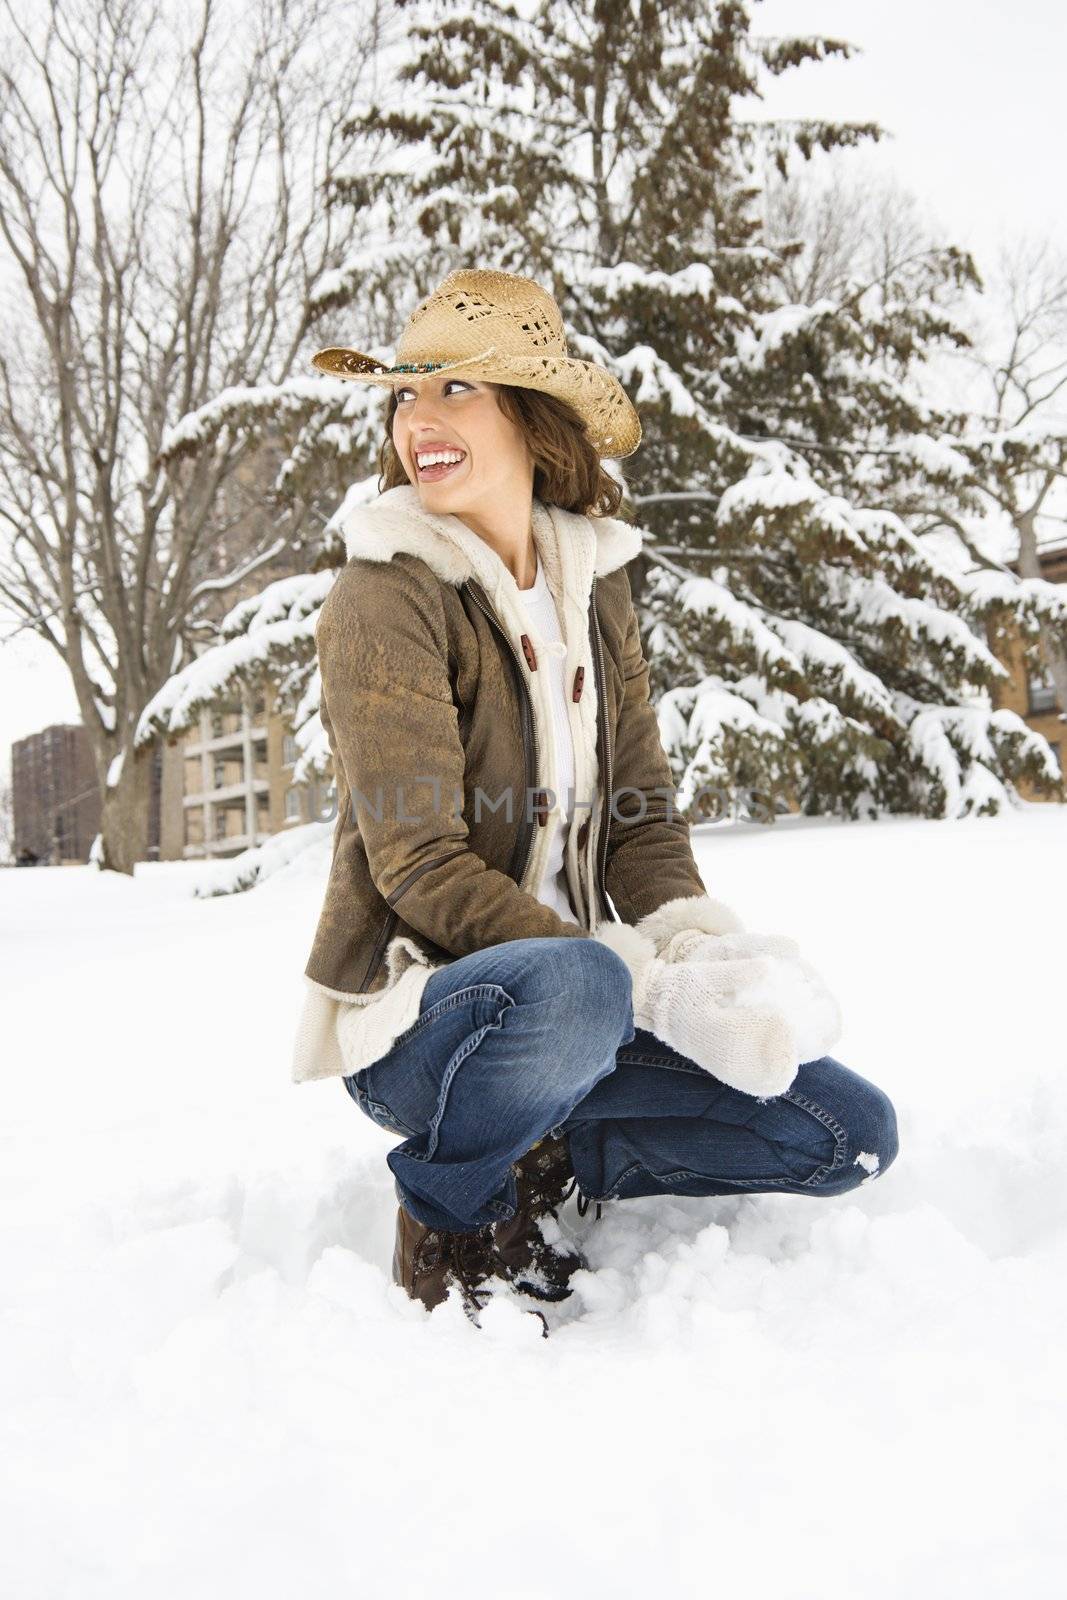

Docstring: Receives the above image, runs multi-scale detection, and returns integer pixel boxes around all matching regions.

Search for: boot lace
[518,1144,574,1218]
[561,1174,604,1223]
[413,1224,496,1309]
[414,1225,549,1336]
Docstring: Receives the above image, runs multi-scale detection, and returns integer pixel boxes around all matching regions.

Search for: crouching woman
[291,267,899,1327]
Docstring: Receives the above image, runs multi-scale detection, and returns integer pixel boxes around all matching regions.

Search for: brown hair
[375,382,626,518]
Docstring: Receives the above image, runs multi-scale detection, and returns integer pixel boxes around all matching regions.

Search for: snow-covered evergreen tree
[139,0,1067,823]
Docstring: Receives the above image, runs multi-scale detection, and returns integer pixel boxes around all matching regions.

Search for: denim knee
[573,934,635,1016]
[830,1078,899,1191]
[510,934,633,1041]
[857,1081,898,1170]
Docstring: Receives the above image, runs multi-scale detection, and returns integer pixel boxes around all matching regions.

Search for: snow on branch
[904,704,1054,818]
[218,571,333,640]
[671,571,804,680]
[820,566,1009,686]
[955,566,1067,634]
[584,261,744,319]
[310,236,414,307]
[158,378,365,463]
[663,676,791,800]
[763,614,901,728]
[187,539,290,605]
[614,343,706,420]
[989,708,1065,783]
[894,433,973,482]
[715,467,872,559]
[657,670,888,824]
[848,508,975,594]
[737,300,839,368]
[191,819,334,899]
[134,569,335,748]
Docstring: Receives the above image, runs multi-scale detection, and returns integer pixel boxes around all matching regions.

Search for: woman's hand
[658,926,803,966]
[593,920,844,1100]
[656,927,844,1069]
[633,953,804,1098]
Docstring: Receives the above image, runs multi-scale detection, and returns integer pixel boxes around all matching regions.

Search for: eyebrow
[392,375,475,394]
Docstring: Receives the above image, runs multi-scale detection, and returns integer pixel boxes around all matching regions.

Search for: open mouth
[415,451,467,482]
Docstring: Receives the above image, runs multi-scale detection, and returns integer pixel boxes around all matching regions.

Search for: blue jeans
[342,936,899,1233]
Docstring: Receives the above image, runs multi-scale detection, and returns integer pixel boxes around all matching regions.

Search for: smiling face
[390,373,534,520]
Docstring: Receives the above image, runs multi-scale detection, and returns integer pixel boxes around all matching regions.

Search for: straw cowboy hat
[309,267,642,459]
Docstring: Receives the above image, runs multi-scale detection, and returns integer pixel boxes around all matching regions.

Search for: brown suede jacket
[292,484,711,1082]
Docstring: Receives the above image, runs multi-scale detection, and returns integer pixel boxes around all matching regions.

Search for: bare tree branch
[0,0,390,870]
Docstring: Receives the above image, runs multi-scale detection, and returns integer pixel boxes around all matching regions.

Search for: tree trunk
[96,738,154,876]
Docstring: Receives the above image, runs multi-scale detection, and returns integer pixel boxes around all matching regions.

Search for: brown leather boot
[493,1134,587,1302]
[392,1204,499,1321]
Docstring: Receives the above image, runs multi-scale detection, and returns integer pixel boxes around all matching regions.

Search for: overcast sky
[754,0,1067,260]
[2,0,1065,774]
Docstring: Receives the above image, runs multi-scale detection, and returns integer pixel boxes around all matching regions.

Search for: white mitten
[725,950,844,1067]
[658,926,844,1062]
[634,893,802,971]
[660,927,802,966]
[634,893,748,956]
[642,960,804,1097]
[593,921,802,1098]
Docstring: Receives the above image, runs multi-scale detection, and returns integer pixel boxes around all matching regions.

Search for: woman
[292,267,899,1328]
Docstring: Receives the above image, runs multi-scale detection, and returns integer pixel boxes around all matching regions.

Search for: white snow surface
[3,806,1066,1596]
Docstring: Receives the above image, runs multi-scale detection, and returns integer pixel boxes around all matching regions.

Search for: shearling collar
[338,483,643,654]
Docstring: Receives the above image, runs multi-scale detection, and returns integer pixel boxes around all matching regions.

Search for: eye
[395,379,472,403]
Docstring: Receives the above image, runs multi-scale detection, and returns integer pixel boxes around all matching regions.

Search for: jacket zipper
[386,846,468,908]
[360,843,469,990]
[360,905,397,989]
[587,575,613,923]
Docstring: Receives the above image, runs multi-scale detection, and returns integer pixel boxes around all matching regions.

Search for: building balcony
[186,724,268,757]
[182,777,270,807]
[182,829,272,860]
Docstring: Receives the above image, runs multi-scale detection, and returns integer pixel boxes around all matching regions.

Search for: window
[213,757,228,789]
[282,732,298,767]
[1027,668,1057,715]
[209,708,242,739]
[285,787,303,821]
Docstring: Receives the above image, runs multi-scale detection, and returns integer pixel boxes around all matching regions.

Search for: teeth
[416,449,465,467]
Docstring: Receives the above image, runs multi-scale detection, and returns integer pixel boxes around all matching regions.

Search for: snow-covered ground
[3,805,1066,1597]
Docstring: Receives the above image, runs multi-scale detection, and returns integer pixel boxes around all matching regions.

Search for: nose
[406,385,448,430]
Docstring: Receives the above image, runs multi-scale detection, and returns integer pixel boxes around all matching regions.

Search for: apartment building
[988,540,1067,792]
[157,675,334,861]
[11,722,102,864]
